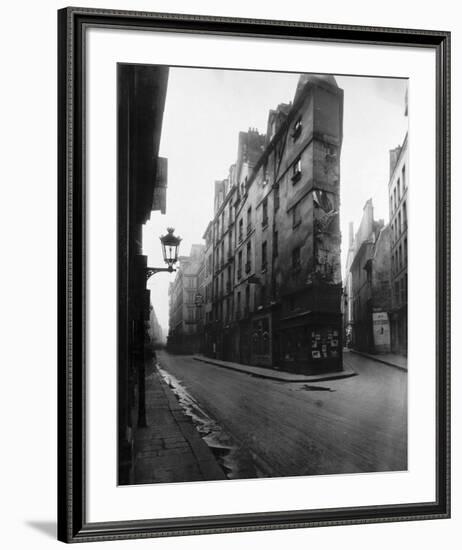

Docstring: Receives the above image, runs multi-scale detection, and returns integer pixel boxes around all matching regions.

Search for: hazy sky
[143,67,408,332]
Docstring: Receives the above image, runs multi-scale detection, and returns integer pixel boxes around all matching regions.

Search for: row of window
[205,254,213,277]
[213,202,235,244]
[212,189,281,274]
[214,156,302,264]
[205,232,405,316]
[235,235,281,280]
[206,124,310,291]
[208,284,271,324]
[208,270,322,325]
[207,238,282,307]
[214,234,233,272]
[230,152,302,245]
[213,267,234,298]
[233,241,298,279]
[394,273,408,305]
[391,200,407,243]
[211,109,310,252]
[208,233,293,303]
[390,163,407,215]
[222,240,294,281]
[392,237,408,274]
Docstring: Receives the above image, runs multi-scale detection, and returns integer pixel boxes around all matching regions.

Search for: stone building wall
[199,74,344,374]
[348,199,393,354]
[388,135,408,355]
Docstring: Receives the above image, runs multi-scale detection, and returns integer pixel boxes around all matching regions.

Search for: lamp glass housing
[160,227,181,270]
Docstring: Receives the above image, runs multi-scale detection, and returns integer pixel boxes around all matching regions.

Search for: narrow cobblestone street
[154,349,407,479]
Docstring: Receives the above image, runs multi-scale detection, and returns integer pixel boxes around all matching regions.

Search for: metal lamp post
[138,228,181,428]
[146,227,182,280]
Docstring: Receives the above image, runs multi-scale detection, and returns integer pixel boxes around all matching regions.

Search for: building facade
[346,199,392,354]
[117,64,169,484]
[147,304,165,350]
[201,222,214,355]
[343,222,355,347]
[167,244,205,354]
[200,74,344,374]
[388,134,408,355]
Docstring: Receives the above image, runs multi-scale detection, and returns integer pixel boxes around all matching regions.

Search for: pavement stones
[133,364,226,484]
[350,350,407,371]
[193,355,357,383]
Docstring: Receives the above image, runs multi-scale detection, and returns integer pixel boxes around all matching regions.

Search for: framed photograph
[57,7,450,543]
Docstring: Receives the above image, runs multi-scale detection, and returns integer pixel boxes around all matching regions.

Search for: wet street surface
[157,366,261,479]
[156,350,407,479]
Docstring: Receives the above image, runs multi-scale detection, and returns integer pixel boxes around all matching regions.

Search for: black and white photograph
[118,64,409,486]
[0,0,455,546]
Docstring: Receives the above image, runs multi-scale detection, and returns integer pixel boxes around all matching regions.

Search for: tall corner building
[201,74,344,374]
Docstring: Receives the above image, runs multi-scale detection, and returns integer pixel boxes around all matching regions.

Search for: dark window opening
[292,246,301,271]
[292,117,302,141]
[292,157,302,183]
[293,203,301,228]
[262,198,268,227]
[262,241,267,271]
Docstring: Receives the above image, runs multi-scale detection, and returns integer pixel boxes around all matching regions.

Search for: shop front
[277,312,343,374]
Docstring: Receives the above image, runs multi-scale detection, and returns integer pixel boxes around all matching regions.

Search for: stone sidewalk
[133,362,226,484]
[193,355,356,382]
[350,350,408,371]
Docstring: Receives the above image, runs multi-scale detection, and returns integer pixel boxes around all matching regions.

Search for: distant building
[343,222,355,347]
[147,305,164,349]
[201,222,214,355]
[347,199,392,353]
[167,244,205,354]
[200,74,344,374]
[388,133,408,354]
[196,242,207,352]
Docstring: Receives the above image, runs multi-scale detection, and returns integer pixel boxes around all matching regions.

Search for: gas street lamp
[160,227,182,269]
[146,227,182,279]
